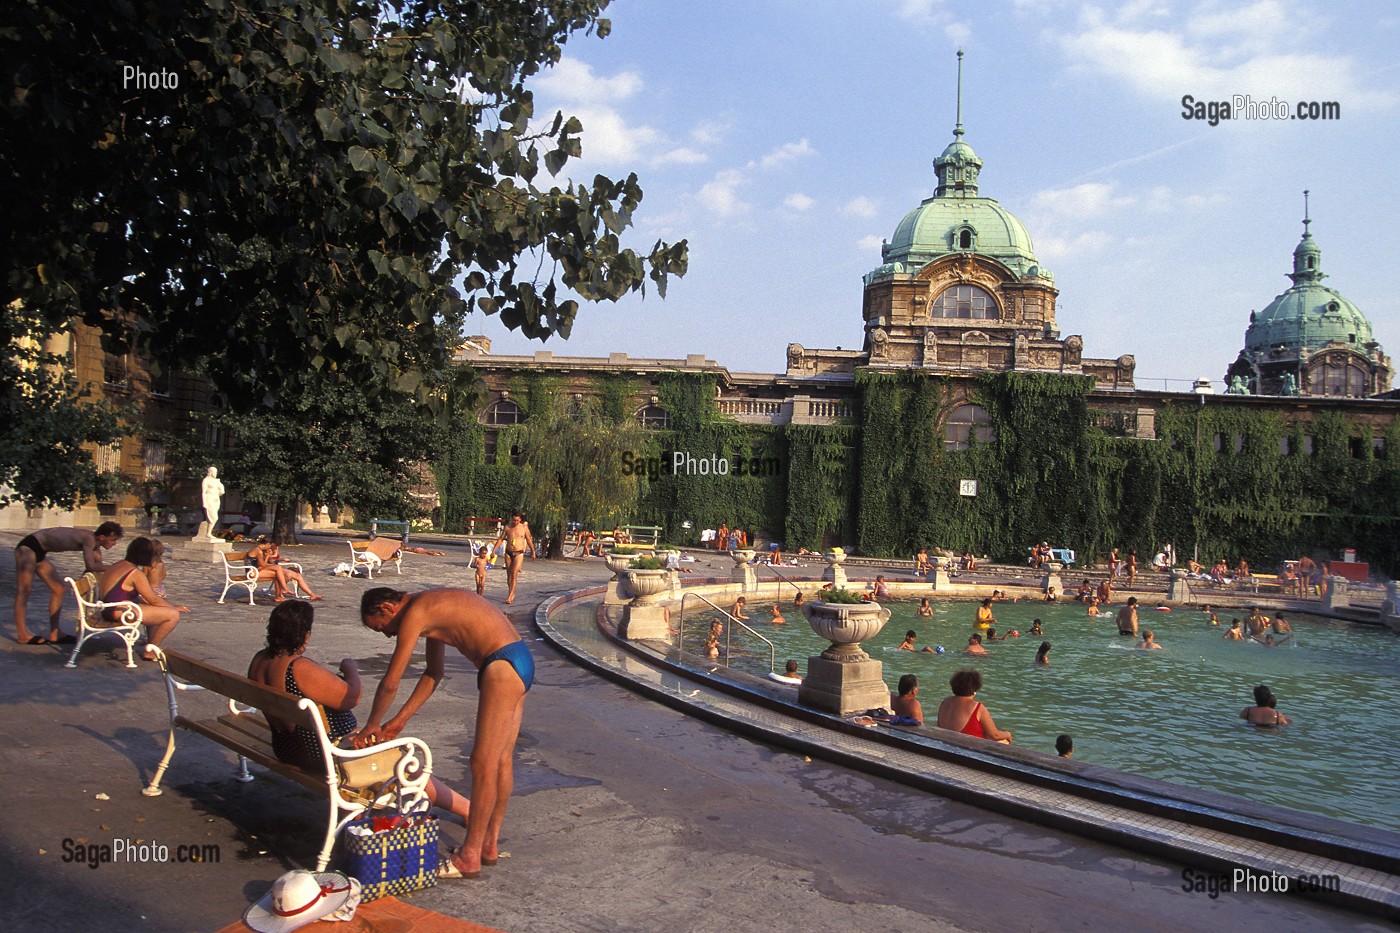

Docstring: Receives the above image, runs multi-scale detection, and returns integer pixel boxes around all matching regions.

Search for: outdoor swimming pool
[683,596,1400,831]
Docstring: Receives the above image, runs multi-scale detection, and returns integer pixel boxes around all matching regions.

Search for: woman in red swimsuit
[97,536,189,659]
[936,669,1013,744]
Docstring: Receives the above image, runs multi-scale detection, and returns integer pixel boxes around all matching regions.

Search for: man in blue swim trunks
[356,586,533,880]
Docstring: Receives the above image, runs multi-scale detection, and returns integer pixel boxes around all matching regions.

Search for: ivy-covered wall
[437,365,1400,574]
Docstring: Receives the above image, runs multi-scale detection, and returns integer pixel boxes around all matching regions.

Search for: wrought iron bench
[142,647,432,871]
[64,573,144,669]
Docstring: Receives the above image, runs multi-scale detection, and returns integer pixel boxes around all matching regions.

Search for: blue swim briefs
[478,639,534,692]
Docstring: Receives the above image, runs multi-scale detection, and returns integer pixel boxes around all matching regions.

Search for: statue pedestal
[798,656,888,716]
[1324,575,1350,610]
[1167,569,1192,603]
[169,530,233,564]
[730,563,757,591]
[1040,564,1063,596]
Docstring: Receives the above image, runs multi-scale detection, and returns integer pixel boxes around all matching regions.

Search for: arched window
[637,405,671,430]
[944,404,994,451]
[930,284,997,320]
[1311,359,1368,397]
[482,399,523,425]
[959,229,972,249]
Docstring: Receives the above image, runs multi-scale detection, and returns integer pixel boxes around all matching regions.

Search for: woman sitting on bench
[247,602,470,822]
[250,536,324,601]
[98,536,189,660]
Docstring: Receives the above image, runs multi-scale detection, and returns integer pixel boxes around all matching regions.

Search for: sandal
[23,635,49,645]
[437,857,480,880]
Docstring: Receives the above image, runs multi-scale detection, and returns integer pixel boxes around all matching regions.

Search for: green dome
[879,195,1046,278]
[1243,226,1377,355]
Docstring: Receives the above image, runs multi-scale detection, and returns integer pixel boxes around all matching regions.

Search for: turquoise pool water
[683,597,1400,831]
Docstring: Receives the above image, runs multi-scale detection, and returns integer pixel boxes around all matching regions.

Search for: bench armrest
[327,735,434,812]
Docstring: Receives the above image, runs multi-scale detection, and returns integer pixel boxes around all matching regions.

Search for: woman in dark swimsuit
[936,669,1013,744]
[247,602,471,819]
[1240,684,1291,726]
[96,536,187,659]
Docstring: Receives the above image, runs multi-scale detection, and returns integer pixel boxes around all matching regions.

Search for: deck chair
[65,573,144,669]
[349,536,403,578]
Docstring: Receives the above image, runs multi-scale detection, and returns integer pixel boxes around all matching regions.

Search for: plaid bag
[341,813,439,901]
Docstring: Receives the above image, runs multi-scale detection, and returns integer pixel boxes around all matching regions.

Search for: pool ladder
[678,591,777,674]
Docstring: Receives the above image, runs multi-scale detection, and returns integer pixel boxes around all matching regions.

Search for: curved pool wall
[535,578,1400,919]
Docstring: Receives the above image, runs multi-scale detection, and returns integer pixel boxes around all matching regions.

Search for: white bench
[349,538,402,578]
[64,573,145,669]
[219,552,302,604]
[142,647,432,871]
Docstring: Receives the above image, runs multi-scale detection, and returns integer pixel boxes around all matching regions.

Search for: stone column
[1040,562,1063,598]
[930,555,952,590]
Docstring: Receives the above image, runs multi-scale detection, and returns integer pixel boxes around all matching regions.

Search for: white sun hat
[243,870,359,932]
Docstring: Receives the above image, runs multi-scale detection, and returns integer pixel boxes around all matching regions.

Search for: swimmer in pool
[975,598,995,630]
[1240,684,1291,725]
[916,597,933,618]
[890,673,923,725]
[964,633,988,656]
[769,604,786,625]
[1137,629,1164,650]
[1224,619,1245,640]
[897,629,918,651]
[1034,641,1051,666]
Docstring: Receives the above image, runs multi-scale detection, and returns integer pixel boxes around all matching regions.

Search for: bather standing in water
[1241,684,1291,725]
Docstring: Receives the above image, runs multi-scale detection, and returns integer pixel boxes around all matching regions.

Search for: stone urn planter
[801,599,891,662]
[623,568,670,606]
[605,553,637,576]
[730,548,757,590]
[619,568,671,640]
[821,549,848,588]
[798,597,892,715]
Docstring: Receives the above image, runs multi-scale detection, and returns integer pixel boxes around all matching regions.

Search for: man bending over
[356,587,533,879]
[14,522,123,644]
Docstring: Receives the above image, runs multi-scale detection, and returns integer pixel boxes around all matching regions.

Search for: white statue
[201,467,225,540]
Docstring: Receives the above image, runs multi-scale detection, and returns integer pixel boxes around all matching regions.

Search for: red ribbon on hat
[274,881,350,918]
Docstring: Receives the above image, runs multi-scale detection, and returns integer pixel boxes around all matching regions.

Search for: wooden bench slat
[162,649,318,728]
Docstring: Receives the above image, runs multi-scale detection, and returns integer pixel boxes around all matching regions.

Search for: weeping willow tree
[516,392,644,557]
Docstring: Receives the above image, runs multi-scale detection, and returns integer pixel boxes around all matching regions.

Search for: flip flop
[23,635,49,645]
[53,634,77,645]
[437,858,480,880]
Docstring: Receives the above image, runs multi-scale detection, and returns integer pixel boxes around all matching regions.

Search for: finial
[1302,189,1311,236]
[954,49,965,139]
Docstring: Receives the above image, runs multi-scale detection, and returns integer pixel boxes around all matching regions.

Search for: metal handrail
[679,591,777,674]
[762,564,807,595]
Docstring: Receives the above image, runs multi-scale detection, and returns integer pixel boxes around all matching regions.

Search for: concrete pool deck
[1,532,1392,931]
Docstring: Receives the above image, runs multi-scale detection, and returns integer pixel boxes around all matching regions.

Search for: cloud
[842,196,880,219]
[1030,182,1135,218]
[857,234,887,252]
[1054,2,1395,109]
[892,0,972,42]
[696,169,750,217]
[755,138,817,170]
[654,147,708,166]
[1035,230,1113,262]
[533,58,643,103]
[784,193,815,211]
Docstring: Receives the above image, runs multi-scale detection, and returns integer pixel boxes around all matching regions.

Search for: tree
[0,308,124,508]
[175,382,442,543]
[517,393,644,557]
[3,0,686,501]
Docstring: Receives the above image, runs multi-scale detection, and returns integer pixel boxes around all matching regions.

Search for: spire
[934,50,982,198]
[1289,188,1323,285]
[954,49,965,139]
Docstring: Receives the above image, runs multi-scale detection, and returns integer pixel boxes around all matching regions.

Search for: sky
[464,0,1400,392]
